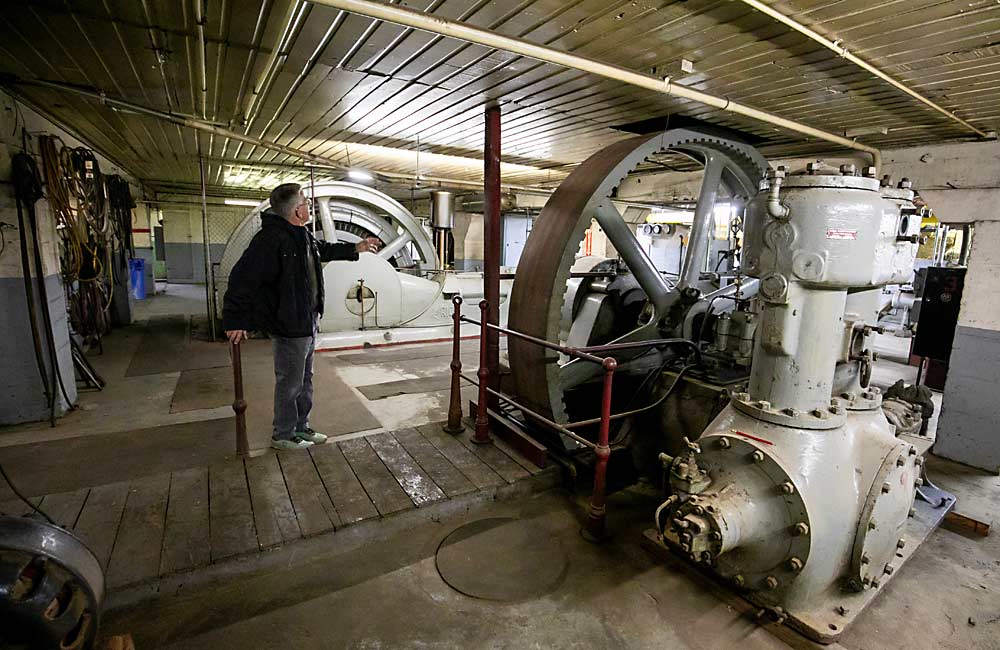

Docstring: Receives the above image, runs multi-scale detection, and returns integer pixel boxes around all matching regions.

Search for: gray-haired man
[222,183,380,450]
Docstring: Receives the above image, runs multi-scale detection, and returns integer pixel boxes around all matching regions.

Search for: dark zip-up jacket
[222,211,358,338]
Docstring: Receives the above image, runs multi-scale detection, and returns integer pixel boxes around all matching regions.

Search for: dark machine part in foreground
[0,515,104,649]
[505,130,952,642]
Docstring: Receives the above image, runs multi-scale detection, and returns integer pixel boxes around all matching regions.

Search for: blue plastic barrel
[129,258,147,300]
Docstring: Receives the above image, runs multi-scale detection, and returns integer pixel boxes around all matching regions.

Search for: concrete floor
[2,285,997,649]
[104,455,999,650]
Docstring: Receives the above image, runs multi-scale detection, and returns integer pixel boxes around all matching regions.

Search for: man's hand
[356,237,381,253]
[226,330,247,345]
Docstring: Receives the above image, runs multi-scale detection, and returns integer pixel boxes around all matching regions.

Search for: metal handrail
[445,296,617,540]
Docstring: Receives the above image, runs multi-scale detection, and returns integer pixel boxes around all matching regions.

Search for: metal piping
[7,79,566,194]
[11,77,348,168]
[735,0,988,139]
[239,0,302,126]
[193,0,208,118]
[308,0,884,168]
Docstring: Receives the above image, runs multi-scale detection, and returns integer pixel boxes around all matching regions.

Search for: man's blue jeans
[271,333,314,441]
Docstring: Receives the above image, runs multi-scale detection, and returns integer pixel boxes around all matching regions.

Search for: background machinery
[217,182,509,349]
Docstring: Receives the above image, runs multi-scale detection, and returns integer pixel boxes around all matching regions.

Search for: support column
[484,105,501,404]
[198,141,217,339]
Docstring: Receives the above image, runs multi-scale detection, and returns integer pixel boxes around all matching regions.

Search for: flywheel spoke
[594,200,673,317]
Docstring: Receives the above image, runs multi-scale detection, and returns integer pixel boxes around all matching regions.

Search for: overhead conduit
[309,0,886,168]
[734,0,988,139]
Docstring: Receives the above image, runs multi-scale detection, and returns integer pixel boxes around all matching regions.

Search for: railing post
[231,340,249,457]
[473,299,493,444]
[443,296,465,434]
[583,357,617,541]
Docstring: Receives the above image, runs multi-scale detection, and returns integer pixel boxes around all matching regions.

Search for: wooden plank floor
[0,422,549,591]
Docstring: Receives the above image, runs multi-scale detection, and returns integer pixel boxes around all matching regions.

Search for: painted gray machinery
[507,129,947,642]
[653,163,948,641]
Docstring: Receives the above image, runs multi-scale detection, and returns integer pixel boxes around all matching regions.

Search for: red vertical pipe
[473,299,493,444]
[583,357,617,541]
[483,104,501,408]
[444,296,465,434]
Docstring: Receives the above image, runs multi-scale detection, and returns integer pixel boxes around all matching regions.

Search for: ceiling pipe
[238,0,302,127]
[308,0,883,169]
[12,77,349,169]
[193,0,209,118]
[734,0,988,139]
[6,77,556,193]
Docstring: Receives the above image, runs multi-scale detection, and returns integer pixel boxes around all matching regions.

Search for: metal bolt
[780,481,795,495]
[915,457,924,467]
[840,163,856,176]
[897,538,907,549]
[861,554,870,565]
[898,177,912,189]
[806,162,821,174]
[881,174,893,187]
[909,508,916,518]
[862,166,877,178]
[782,407,798,417]
[793,522,810,536]
[788,557,804,571]
[733,574,745,587]
[884,564,895,575]
[701,551,713,563]
[674,518,690,529]
[837,605,850,616]
[756,400,771,410]
[868,519,877,530]
[881,481,892,494]
[871,577,881,589]
[811,408,826,418]
[896,457,905,467]
[692,505,705,515]
[765,576,779,590]
[908,446,917,456]
[710,531,722,541]
[915,477,924,487]
[751,450,765,463]
[718,436,731,449]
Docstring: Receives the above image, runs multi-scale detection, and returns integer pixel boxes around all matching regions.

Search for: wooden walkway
[0,422,551,591]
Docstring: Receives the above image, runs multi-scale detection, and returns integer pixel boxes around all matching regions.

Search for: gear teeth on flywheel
[509,130,769,425]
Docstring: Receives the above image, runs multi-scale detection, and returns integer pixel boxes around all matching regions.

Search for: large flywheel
[508,129,768,424]
[217,181,437,298]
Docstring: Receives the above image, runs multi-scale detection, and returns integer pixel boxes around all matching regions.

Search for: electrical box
[911,266,966,361]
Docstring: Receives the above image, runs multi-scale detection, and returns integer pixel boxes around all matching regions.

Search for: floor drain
[434,517,569,601]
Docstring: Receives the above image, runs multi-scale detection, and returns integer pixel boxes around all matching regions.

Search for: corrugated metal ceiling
[1,0,997,195]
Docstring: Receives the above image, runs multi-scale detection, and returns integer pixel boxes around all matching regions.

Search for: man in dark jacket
[223,183,379,450]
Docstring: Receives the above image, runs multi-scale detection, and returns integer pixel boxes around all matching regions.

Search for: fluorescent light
[347,169,374,182]
[224,199,262,207]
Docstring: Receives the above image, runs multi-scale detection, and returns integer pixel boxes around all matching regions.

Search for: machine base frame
[644,483,955,644]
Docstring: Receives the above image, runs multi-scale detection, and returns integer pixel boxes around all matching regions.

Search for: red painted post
[473,299,493,444]
[583,357,617,541]
[483,104,501,409]
[443,296,465,434]
[231,340,249,457]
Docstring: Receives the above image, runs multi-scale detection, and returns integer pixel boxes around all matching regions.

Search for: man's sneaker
[271,435,314,451]
[296,427,328,444]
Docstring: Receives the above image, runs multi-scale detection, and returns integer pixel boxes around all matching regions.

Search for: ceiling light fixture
[224,198,263,207]
[347,169,374,183]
